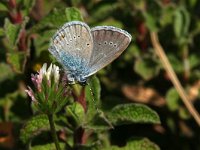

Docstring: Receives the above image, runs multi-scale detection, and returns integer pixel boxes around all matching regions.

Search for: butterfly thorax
[66,71,87,85]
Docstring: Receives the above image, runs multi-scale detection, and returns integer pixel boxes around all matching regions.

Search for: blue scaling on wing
[60,51,89,81]
[48,21,93,84]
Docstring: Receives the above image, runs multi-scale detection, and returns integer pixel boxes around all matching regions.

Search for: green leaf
[166,88,180,111]
[84,76,113,130]
[33,29,57,56]
[4,18,21,46]
[143,12,158,31]
[6,51,27,73]
[160,6,174,27]
[91,4,118,21]
[181,7,190,37]
[30,7,83,32]
[0,28,4,36]
[178,106,190,119]
[84,76,101,121]
[107,103,160,125]
[66,7,83,22]
[31,143,65,150]
[134,58,160,80]
[168,54,183,73]
[65,102,85,127]
[105,138,160,150]
[124,45,141,61]
[189,54,200,69]
[84,113,111,131]
[0,3,8,11]
[20,114,49,144]
[86,75,101,103]
[4,17,29,48]
[0,63,14,82]
[174,9,183,38]
[173,7,190,39]
[21,0,36,16]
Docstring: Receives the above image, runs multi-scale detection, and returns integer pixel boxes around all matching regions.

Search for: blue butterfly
[49,21,132,85]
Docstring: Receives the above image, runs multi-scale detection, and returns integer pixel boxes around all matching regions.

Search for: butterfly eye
[87,43,90,46]
[77,35,80,38]
[114,44,117,47]
[73,36,76,39]
[109,42,113,45]
[104,41,107,44]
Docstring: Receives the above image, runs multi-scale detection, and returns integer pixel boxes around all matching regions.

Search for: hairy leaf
[66,102,85,127]
[6,52,27,73]
[86,75,101,102]
[20,114,49,144]
[85,76,101,120]
[84,113,111,131]
[4,17,29,49]
[4,19,21,46]
[107,103,160,125]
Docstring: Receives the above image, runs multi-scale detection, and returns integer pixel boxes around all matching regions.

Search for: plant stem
[48,114,61,150]
[71,84,82,96]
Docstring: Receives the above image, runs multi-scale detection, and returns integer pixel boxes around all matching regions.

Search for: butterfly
[49,21,132,85]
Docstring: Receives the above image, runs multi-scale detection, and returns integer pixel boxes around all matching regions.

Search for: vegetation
[0,0,200,149]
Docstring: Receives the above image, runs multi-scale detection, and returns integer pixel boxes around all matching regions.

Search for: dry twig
[150,32,200,126]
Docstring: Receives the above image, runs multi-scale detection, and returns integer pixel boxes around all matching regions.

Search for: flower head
[25,63,68,114]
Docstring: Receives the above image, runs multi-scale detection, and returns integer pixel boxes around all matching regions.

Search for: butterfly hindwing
[86,26,132,77]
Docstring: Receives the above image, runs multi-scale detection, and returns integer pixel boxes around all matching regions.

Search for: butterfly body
[49,21,132,85]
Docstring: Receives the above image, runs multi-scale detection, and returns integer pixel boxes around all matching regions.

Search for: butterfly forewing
[86,26,132,77]
[49,21,93,74]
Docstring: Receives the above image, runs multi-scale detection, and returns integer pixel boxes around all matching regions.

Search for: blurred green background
[0,0,200,149]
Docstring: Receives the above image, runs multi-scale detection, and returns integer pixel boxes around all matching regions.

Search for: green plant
[1,0,200,150]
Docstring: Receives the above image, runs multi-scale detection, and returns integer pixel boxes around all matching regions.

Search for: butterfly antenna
[87,82,114,129]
